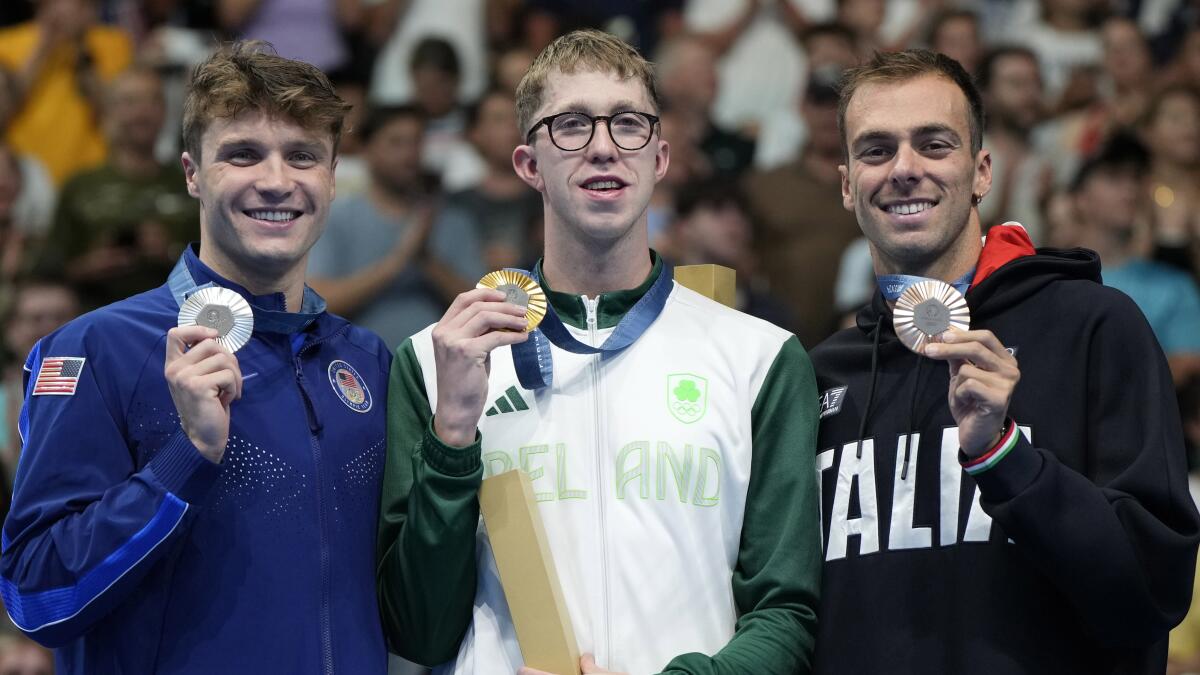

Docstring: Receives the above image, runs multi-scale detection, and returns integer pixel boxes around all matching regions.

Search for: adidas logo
[485,386,530,416]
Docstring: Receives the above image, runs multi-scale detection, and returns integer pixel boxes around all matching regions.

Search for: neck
[542,216,652,297]
[198,241,307,312]
[110,144,161,178]
[876,212,983,300]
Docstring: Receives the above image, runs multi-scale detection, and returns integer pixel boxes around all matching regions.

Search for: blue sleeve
[1161,274,1200,353]
[0,326,222,647]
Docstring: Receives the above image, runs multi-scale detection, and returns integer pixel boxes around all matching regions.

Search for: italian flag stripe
[963,420,1019,475]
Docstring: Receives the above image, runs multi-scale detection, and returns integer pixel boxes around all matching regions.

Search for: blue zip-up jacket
[0,246,391,674]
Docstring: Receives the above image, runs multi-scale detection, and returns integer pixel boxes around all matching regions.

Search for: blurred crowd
[0,0,1198,669]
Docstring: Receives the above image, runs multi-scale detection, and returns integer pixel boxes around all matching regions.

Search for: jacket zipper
[293,326,347,675]
[584,296,612,668]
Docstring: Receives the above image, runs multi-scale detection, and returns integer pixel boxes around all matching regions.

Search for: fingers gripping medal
[893,279,970,354]
[477,270,547,332]
[177,287,254,353]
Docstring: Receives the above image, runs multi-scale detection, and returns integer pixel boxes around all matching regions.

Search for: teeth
[887,201,934,216]
[247,210,298,222]
[585,180,620,190]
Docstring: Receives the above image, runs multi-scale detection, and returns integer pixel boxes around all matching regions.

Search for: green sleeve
[376,338,484,665]
[660,336,822,674]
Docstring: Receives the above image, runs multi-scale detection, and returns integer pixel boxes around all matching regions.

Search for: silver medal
[177,287,254,353]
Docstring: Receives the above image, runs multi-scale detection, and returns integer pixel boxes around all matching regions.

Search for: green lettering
[692,447,721,507]
[656,442,694,502]
[483,451,513,478]
[519,445,554,502]
[615,441,650,500]
[556,443,587,500]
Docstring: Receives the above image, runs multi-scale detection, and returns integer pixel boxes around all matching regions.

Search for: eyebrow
[554,99,644,115]
[215,137,328,154]
[852,124,962,147]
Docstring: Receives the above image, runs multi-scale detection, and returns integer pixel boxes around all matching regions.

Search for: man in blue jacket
[0,42,391,674]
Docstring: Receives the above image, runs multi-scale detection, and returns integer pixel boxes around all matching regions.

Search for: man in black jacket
[810,48,1200,674]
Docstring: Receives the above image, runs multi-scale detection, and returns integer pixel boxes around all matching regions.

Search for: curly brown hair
[182,41,350,163]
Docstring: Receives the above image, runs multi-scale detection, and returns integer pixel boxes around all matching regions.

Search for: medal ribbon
[169,248,325,334]
[877,269,975,302]
[511,261,675,390]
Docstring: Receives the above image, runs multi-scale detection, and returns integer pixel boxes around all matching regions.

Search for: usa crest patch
[33,357,86,396]
[327,360,372,413]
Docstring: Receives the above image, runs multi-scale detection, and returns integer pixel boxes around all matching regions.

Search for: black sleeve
[969,295,1200,647]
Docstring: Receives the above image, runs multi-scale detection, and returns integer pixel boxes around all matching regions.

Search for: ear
[512,143,543,192]
[181,152,200,199]
[653,137,670,183]
[839,163,853,212]
[973,148,993,203]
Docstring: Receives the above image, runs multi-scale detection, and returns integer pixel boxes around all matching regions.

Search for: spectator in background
[493,45,534,95]
[0,635,52,675]
[837,0,887,59]
[329,69,370,199]
[1070,134,1200,384]
[441,89,541,270]
[217,0,359,72]
[36,67,197,310]
[755,21,859,171]
[308,105,483,348]
[745,70,861,348]
[927,9,982,77]
[647,103,712,249]
[523,0,684,55]
[0,68,54,238]
[407,37,469,178]
[978,46,1053,242]
[1036,15,1155,191]
[367,0,488,106]
[0,0,133,185]
[1012,0,1104,108]
[656,34,755,177]
[668,179,792,328]
[1141,85,1200,277]
[683,0,804,150]
[0,146,27,307]
[0,279,79,501]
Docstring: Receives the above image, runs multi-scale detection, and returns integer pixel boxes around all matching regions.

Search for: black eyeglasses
[526,111,660,151]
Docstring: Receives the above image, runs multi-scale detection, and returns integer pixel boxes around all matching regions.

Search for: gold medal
[893,279,970,354]
[177,287,254,353]
[477,270,547,332]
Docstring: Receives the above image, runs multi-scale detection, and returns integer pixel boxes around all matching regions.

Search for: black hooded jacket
[810,245,1200,674]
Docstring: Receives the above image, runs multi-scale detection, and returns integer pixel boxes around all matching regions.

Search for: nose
[583,118,618,163]
[889,143,922,190]
[255,154,295,200]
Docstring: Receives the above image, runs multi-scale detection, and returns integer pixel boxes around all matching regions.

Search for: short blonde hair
[515,29,659,137]
[182,41,350,162]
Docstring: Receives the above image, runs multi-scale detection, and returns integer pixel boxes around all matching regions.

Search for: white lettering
[827,440,880,561]
[888,433,931,550]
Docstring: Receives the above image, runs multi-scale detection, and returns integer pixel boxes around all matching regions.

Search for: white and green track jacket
[377,255,822,674]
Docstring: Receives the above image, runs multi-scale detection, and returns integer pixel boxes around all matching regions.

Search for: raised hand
[923,328,1020,457]
[164,325,243,463]
[431,288,530,447]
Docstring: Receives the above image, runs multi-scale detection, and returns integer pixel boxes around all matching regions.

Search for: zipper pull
[584,296,599,327]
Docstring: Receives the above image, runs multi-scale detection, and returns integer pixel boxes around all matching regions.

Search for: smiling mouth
[581,179,626,192]
[244,209,301,223]
[884,200,937,216]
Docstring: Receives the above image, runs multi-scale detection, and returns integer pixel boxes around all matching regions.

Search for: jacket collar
[168,243,328,335]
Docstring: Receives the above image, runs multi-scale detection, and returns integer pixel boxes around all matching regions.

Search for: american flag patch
[33,357,86,396]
